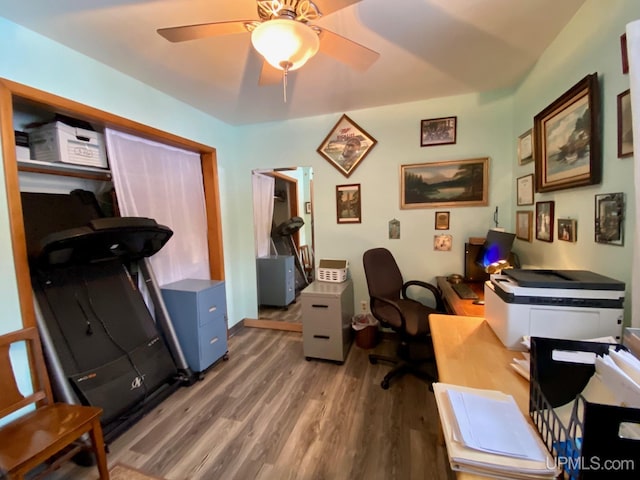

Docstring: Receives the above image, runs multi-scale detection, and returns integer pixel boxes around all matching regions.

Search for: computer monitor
[475,229,516,269]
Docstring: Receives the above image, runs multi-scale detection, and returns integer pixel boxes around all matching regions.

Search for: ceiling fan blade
[157,20,253,43]
[258,61,283,86]
[317,28,379,71]
[314,0,362,17]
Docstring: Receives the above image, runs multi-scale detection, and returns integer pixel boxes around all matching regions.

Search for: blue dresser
[161,279,228,373]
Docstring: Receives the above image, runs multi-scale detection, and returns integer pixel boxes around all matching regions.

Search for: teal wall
[0,0,638,333]
[512,0,636,323]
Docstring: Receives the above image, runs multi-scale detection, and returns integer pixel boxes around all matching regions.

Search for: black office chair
[363,247,446,389]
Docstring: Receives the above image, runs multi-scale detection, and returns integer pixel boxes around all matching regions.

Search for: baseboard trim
[244,318,303,332]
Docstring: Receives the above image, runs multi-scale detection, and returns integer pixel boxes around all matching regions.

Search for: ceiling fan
[157,0,379,93]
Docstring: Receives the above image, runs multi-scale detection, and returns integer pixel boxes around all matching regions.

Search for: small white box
[28,121,108,168]
[317,259,348,283]
[15,145,30,161]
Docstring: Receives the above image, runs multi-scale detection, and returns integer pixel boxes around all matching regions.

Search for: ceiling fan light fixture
[251,18,320,71]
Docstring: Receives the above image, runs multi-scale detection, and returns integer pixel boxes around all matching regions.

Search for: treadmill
[21,189,195,441]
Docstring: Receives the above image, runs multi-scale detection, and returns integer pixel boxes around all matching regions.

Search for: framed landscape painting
[533,73,601,192]
[400,157,489,209]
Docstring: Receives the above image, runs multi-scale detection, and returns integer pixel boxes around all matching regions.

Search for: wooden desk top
[436,277,485,317]
[429,314,530,480]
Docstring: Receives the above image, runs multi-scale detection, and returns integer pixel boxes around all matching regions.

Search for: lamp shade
[251,18,320,71]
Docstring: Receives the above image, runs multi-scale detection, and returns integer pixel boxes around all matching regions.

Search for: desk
[429,314,529,480]
[436,277,485,317]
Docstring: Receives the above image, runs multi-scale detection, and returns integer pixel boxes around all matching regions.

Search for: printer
[484,269,625,350]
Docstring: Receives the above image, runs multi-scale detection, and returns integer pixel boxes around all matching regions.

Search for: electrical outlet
[360,300,368,313]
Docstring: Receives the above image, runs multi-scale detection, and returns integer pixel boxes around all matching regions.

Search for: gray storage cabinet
[301,279,354,363]
[256,255,295,307]
[161,279,228,373]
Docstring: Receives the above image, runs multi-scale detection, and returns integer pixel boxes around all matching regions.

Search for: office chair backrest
[363,248,403,301]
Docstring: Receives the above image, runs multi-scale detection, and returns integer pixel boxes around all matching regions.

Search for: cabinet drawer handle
[313,335,330,340]
[210,337,219,344]
[208,306,217,313]
[311,304,328,308]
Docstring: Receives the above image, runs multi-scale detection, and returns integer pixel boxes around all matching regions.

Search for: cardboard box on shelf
[28,121,108,169]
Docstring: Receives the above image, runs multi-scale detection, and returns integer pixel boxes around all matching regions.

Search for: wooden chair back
[0,327,110,479]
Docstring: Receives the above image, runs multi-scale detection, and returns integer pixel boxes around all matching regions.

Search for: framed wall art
[336,184,361,224]
[420,116,457,146]
[517,129,534,165]
[435,211,450,230]
[433,234,453,251]
[533,73,601,192]
[558,218,577,242]
[535,201,555,242]
[389,219,400,239]
[317,114,377,178]
[400,157,489,209]
[516,211,533,242]
[595,192,624,246]
[516,174,534,206]
[617,89,633,158]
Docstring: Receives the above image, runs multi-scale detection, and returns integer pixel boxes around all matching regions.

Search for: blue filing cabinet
[256,255,295,307]
[161,279,228,373]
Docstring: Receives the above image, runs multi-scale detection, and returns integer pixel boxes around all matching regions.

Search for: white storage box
[28,121,108,168]
[317,259,349,283]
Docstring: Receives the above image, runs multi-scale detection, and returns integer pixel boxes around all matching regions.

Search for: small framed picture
[516,211,533,242]
[420,116,457,147]
[389,219,400,239]
[557,218,577,242]
[305,201,312,214]
[435,211,450,230]
[516,174,534,206]
[535,201,555,242]
[517,129,534,165]
[595,192,624,246]
[433,234,453,251]
[336,184,361,224]
[617,89,633,158]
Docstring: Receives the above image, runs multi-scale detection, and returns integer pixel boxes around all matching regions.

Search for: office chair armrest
[402,280,445,312]
[370,295,406,331]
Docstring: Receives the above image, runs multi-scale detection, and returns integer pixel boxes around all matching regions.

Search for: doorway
[247,167,314,332]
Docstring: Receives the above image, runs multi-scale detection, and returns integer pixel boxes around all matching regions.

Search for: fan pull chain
[283,65,289,103]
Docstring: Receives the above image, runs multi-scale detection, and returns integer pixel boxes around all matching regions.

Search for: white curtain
[628,20,640,327]
[252,172,275,257]
[105,129,210,286]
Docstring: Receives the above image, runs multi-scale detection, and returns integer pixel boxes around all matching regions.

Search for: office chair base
[369,353,437,389]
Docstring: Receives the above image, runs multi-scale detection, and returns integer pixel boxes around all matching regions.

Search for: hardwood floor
[46,328,455,480]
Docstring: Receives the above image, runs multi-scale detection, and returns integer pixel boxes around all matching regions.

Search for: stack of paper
[433,383,559,479]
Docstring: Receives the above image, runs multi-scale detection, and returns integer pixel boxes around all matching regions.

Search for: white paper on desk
[596,354,640,408]
[433,383,558,478]
[446,389,547,461]
[609,348,640,385]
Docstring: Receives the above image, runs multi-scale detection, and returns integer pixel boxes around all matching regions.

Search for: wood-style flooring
[46,327,455,480]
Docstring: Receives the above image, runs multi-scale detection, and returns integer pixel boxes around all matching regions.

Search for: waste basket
[352,314,379,349]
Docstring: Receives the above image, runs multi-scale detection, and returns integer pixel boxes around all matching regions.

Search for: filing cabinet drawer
[301,280,354,363]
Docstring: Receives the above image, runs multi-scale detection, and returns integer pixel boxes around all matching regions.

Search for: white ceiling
[0,0,586,126]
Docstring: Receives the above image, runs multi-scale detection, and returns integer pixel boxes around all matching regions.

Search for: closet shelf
[17,159,112,181]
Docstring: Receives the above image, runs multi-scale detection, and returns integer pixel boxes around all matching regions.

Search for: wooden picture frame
[617,89,633,158]
[400,157,489,209]
[517,129,534,165]
[420,116,457,146]
[516,211,533,242]
[621,33,629,75]
[516,174,534,206]
[533,73,601,192]
[595,192,624,246]
[535,201,555,242]
[336,184,361,224]
[435,211,450,230]
[317,114,377,178]
[558,218,577,242]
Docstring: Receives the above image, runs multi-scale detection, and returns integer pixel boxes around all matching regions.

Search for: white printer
[484,269,625,350]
